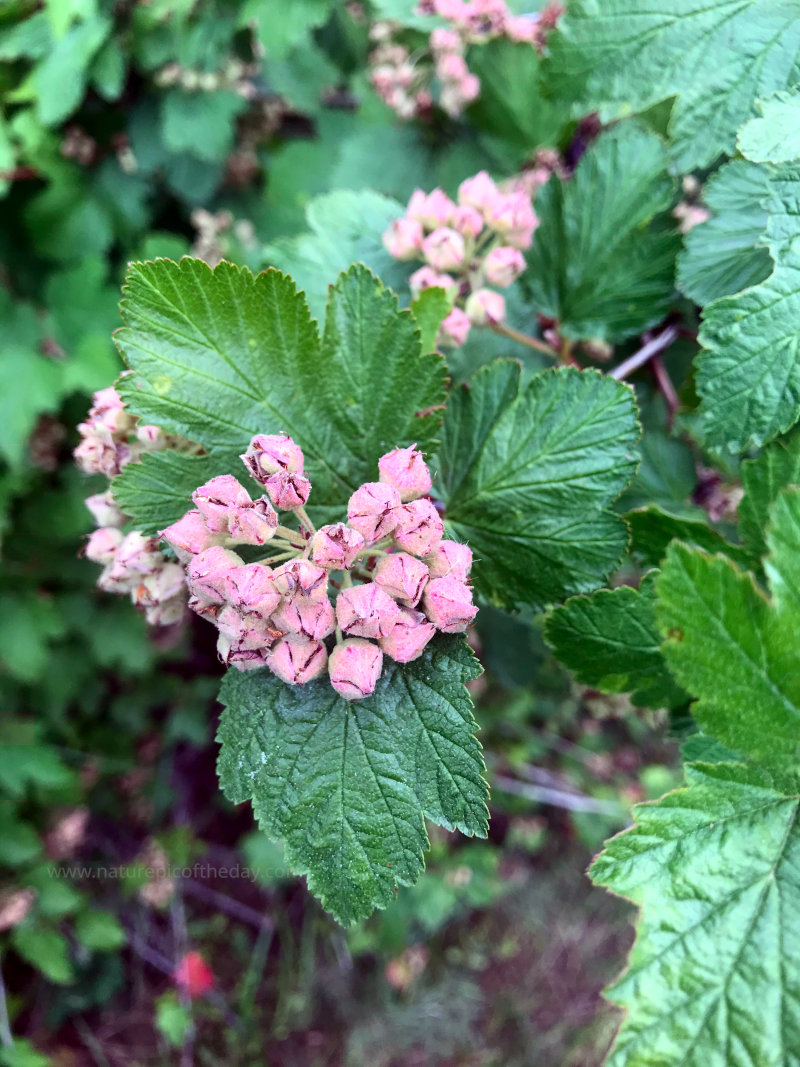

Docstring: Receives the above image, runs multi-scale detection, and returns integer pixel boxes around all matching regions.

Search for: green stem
[489,320,558,358]
[294,506,316,535]
[274,524,306,548]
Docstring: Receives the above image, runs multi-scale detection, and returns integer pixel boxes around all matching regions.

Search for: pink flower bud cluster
[368,4,562,120]
[76,387,190,629]
[74,383,172,478]
[163,436,477,701]
[383,172,537,347]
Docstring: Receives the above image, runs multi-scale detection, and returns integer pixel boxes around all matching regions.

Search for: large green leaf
[738,428,800,563]
[436,361,639,609]
[677,160,772,307]
[522,123,680,342]
[113,259,445,530]
[593,761,800,1067]
[656,492,800,768]
[546,0,800,171]
[545,573,688,710]
[696,162,800,449]
[626,505,750,571]
[217,635,487,924]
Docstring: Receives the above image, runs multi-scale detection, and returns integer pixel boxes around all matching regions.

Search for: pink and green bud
[483,246,526,288]
[336,582,401,640]
[241,434,304,483]
[347,482,401,543]
[224,563,281,617]
[160,510,220,563]
[379,607,435,663]
[457,171,499,214]
[407,188,456,230]
[382,218,424,260]
[393,498,444,557]
[328,639,383,701]
[144,596,187,628]
[422,576,477,632]
[450,205,484,238]
[272,593,336,641]
[264,470,311,511]
[88,387,135,435]
[109,532,163,582]
[271,559,329,601]
[422,227,466,272]
[310,523,366,569]
[425,539,473,581]
[378,445,433,501]
[186,546,243,608]
[409,266,457,299]
[267,634,328,685]
[85,490,126,528]
[131,562,186,609]
[227,497,279,545]
[373,552,429,606]
[85,527,123,565]
[217,634,271,672]
[438,307,471,348]
[465,288,506,326]
[192,476,252,533]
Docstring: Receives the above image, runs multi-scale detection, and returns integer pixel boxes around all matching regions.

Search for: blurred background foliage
[0,1,683,1063]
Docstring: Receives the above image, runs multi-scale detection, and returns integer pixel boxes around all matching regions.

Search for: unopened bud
[264,470,311,510]
[458,171,499,214]
[409,266,457,299]
[336,582,400,639]
[224,563,281,617]
[267,633,328,684]
[378,445,432,502]
[379,607,435,663]
[85,527,124,564]
[393,498,444,557]
[109,532,163,583]
[85,490,126,528]
[438,307,471,348]
[422,576,477,632]
[241,433,304,484]
[347,482,401,543]
[382,218,424,260]
[407,188,456,230]
[217,634,271,671]
[192,476,252,533]
[186,546,243,608]
[450,205,484,238]
[373,552,429,606]
[328,638,383,701]
[271,559,329,600]
[227,496,279,545]
[422,227,465,272]
[482,246,525,288]
[273,593,336,641]
[310,523,365,569]
[465,288,506,326]
[160,510,220,563]
[424,539,472,581]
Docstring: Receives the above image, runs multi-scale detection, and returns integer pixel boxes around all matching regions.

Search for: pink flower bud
[264,470,311,510]
[507,15,538,42]
[241,434,305,484]
[89,387,135,435]
[160,510,219,563]
[74,427,122,477]
[131,562,186,608]
[217,634,271,672]
[393,499,444,556]
[409,266,457,299]
[186,546,243,608]
[378,445,432,502]
[310,523,365,569]
[379,607,435,663]
[336,582,401,639]
[436,52,469,82]
[483,246,526,288]
[484,192,537,249]
[267,634,328,685]
[85,491,126,528]
[109,532,163,583]
[144,596,187,628]
[271,559,329,601]
[465,288,506,326]
[348,482,401,543]
[458,73,480,105]
[85,527,124,564]
[192,476,252,533]
[422,227,466,272]
[216,605,276,649]
[458,171,499,214]
[328,639,383,701]
[373,552,429,606]
[227,497,279,545]
[406,188,457,230]
[438,307,471,348]
[422,576,477,632]
[425,539,473,581]
[273,593,336,641]
[136,425,167,450]
[382,218,424,260]
[450,205,484,238]
[430,27,462,52]
[224,563,281,617]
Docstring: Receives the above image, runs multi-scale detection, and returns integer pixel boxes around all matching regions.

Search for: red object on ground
[173,951,214,997]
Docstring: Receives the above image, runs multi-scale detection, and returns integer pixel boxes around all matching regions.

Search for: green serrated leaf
[263,190,411,320]
[696,162,800,449]
[677,160,773,306]
[546,0,800,171]
[113,259,445,531]
[738,87,800,164]
[437,361,639,610]
[656,494,800,768]
[410,287,450,356]
[160,90,246,163]
[522,122,680,342]
[739,428,800,563]
[545,573,688,710]
[33,14,111,126]
[626,505,750,570]
[217,635,487,924]
[592,761,800,1067]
